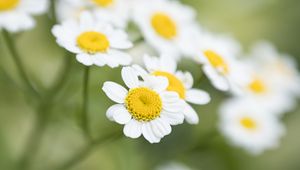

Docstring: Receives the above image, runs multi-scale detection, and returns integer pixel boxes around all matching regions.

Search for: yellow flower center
[77,31,110,53]
[0,0,19,11]
[92,0,114,7]
[151,12,177,39]
[248,78,266,94]
[240,117,257,130]
[153,71,186,99]
[204,50,229,74]
[125,87,162,122]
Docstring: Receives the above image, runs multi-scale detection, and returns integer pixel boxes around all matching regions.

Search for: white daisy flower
[249,41,300,99]
[187,29,245,93]
[56,0,130,28]
[219,98,285,155]
[102,66,185,143]
[52,12,133,68]
[0,0,48,32]
[133,0,197,59]
[142,54,211,124]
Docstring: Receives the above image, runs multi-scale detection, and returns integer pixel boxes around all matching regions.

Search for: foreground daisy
[219,98,285,155]
[102,66,185,143]
[52,12,133,67]
[0,0,48,32]
[133,0,197,59]
[142,55,211,124]
[56,0,130,28]
[188,29,245,93]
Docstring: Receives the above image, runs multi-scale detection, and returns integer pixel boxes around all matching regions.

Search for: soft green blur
[0,0,300,170]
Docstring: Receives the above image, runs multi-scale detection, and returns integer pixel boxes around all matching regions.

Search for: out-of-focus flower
[156,162,192,170]
[56,0,130,28]
[133,0,197,59]
[52,12,133,67]
[0,0,48,32]
[142,54,211,124]
[219,98,285,155]
[102,66,185,143]
[187,29,245,93]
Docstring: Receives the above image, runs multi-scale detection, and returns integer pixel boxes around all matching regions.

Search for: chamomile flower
[142,54,211,124]
[52,12,133,67]
[0,0,48,32]
[56,0,130,28]
[219,98,285,155]
[188,29,245,93]
[102,66,185,143]
[133,0,197,59]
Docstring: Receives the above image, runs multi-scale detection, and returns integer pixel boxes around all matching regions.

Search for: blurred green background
[0,0,300,170]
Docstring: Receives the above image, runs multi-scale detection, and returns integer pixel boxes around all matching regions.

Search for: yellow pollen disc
[153,71,186,99]
[248,78,266,94]
[92,0,114,7]
[240,117,257,130]
[151,12,177,39]
[77,31,110,53]
[0,0,19,11]
[125,87,162,122]
[204,50,229,74]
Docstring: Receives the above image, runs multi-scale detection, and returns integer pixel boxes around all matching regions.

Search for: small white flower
[156,162,192,170]
[187,29,245,93]
[52,12,133,68]
[56,0,130,28]
[102,66,185,143]
[133,0,197,59]
[141,54,211,124]
[219,98,285,155]
[0,0,48,32]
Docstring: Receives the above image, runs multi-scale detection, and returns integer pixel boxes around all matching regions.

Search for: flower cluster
[2,0,299,154]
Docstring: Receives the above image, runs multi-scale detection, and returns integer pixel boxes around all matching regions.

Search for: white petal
[150,118,171,138]
[106,104,123,121]
[143,54,160,72]
[185,89,211,105]
[102,82,128,103]
[175,71,194,89]
[76,54,93,66]
[160,91,180,103]
[159,54,177,73]
[106,49,132,68]
[144,75,168,93]
[183,102,199,124]
[160,111,184,125]
[163,100,184,113]
[203,65,229,91]
[123,119,142,138]
[112,107,131,125]
[142,123,161,143]
[121,67,139,88]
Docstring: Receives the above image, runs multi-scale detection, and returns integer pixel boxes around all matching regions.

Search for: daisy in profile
[56,0,130,28]
[187,29,245,93]
[52,12,133,67]
[219,98,285,155]
[141,54,211,124]
[133,0,197,59]
[102,66,185,143]
[0,0,48,32]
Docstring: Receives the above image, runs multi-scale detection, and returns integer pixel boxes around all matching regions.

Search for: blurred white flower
[133,0,197,59]
[52,12,133,67]
[187,29,246,93]
[56,0,131,28]
[102,66,185,143]
[156,162,192,170]
[0,0,48,32]
[142,54,211,124]
[219,98,285,155]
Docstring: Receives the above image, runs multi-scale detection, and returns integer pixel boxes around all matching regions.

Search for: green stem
[81,66,90,137]
[56,131,122,170]
[50,0,57,24]
[2,30,41,99]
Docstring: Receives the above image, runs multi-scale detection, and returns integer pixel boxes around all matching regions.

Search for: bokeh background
[0,0,300,170]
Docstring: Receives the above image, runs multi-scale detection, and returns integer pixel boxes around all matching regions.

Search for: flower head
[0,0,48,32]
[102,66,185,143]
[52,12,133,67]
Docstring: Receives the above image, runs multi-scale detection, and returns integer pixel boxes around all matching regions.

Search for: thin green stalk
[2,30,41,99]
[50,0,57,24]
[81,66,90,137]
[56,131,123,170]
